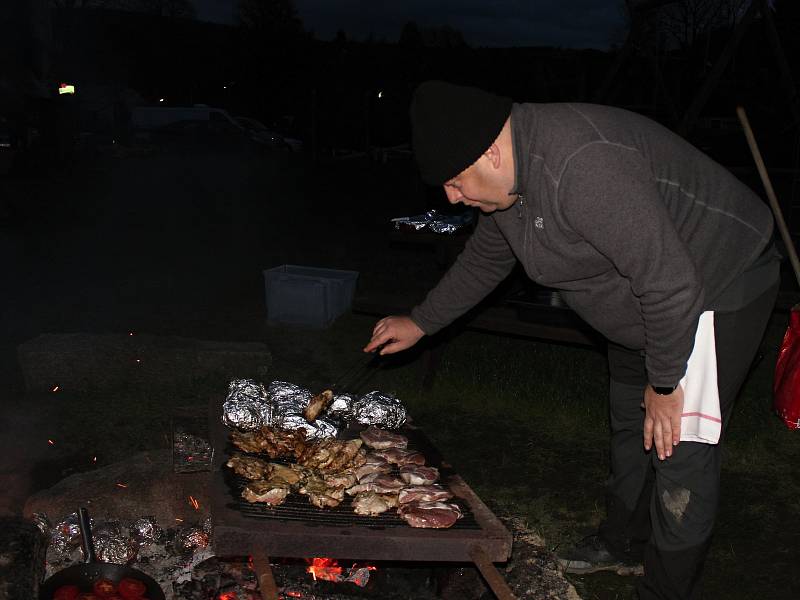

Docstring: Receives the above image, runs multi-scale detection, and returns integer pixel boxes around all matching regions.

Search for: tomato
[93,578,117,597]
[117,577,147,598]
[53,585,80,600]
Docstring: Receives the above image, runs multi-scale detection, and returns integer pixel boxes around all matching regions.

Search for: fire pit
[208,396,515,598]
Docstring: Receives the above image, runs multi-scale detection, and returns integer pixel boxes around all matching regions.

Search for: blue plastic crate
[263,265,359,328]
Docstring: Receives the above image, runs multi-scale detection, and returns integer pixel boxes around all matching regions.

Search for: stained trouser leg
[637,283,778,600]
[600,344,652,558]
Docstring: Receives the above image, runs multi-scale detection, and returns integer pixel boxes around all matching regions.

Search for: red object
[774,308,800,429]
[117,578,147,598]
[76,595,101,600]
[53,585,80,600]
[93,579,117,597]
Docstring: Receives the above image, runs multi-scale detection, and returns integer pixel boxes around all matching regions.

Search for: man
[363,81,779,599]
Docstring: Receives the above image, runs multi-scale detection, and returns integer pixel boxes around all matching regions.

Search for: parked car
[235,116,303,152]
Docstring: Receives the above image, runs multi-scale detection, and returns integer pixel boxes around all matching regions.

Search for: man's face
[442,156,516,214]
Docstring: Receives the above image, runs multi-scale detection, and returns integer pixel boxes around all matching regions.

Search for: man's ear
[484,143,502,169]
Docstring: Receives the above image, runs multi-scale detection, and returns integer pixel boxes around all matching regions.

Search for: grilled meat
[304,389,334,422]
[399,465,439,486]
[373,447,426,466]
[347,473,406,495]
[299,473,346,508]
[297,438,366,472]
[398,484,453,504]
[359,426,408,450]
[352,491,399,516]
[242,480,291,506]
[231,426,308,459]
[226,454,271,480]
[398,501,462,528]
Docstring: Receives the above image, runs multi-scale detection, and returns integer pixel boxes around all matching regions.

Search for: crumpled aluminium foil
[92,520,137,563]
[49,512,81,555]
[222,379,270,431]
[391,208,475,234]
[350,390,407,428]
[131,516,162,546]
[174,526,210,553]
[327,390,406,428]
[222,381,407,434]
[222,380,341,439]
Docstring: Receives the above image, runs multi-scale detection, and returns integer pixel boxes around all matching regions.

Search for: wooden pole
[251,550,280,600]
[737,106,800,288]
[469,544,518,600]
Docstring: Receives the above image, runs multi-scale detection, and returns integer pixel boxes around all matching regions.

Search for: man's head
[409,80,516,213]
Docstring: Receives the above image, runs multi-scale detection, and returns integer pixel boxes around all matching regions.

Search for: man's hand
[363,316,425,355]
[643,385,684,460]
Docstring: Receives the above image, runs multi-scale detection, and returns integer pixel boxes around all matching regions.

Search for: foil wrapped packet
[391,208,475,234]
[222,380,407,434]
[329,390,406,428]
[222,379,270,431]
[222,380,340,438]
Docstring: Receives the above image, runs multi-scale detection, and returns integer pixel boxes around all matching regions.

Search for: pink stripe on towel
[681,412,722,424]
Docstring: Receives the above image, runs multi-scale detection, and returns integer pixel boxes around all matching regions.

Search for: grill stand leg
[469,545,517,600]
[251,550,280,600]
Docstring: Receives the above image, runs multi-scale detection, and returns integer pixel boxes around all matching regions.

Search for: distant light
[223,85,227,90]
[59,83,75,95]
[377,91,383,99]
[159,98,165,103]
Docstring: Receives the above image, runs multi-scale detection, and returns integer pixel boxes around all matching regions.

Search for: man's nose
[443,185,462,204]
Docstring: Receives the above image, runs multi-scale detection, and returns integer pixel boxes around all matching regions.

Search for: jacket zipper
[517,194,525,218]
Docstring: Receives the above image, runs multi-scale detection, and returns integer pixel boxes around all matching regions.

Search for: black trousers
[599,282,778,600]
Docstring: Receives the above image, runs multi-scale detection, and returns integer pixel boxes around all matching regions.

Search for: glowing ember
[175,518,184,523]
[285,592,302,598]
[188,495,200,510]
[116,482,128,488]
[48,439,55,445]
[305,558,377,587]
[217,592,238,600]
[307,557,343,582]
[52,385,59,392]
[129,332,135,336]
[92,456,97,463]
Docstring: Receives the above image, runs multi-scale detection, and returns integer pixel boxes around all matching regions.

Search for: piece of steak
[398,501,463,529]
[398,484,452,504]
[399,465,439,486]
[373,447,426,466]
[359,425,408,450]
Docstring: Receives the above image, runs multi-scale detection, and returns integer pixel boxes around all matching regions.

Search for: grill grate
[225,469,481,530]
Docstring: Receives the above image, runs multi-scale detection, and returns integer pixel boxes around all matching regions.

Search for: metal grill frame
[209,399,513,563]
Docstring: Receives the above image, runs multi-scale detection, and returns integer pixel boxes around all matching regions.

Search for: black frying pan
[39,507,166,600]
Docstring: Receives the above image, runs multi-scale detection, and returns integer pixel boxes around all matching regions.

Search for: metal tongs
[304,343,389,423]
[330,342,389,395]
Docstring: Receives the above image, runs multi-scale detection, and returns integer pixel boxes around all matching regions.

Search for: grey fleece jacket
[410,103,776,388]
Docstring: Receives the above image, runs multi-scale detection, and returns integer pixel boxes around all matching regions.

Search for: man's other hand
[363,316,425,355]
[643,385,684,460]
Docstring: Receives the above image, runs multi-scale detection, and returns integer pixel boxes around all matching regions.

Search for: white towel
[679,311,721,444]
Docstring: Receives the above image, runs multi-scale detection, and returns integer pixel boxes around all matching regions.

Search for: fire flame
[188,495,200,510]
[217,593,237,600]
[307,557,343,582]
[306,558,377,587]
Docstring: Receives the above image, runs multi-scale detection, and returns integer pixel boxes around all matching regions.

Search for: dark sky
[192,0,628,50]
